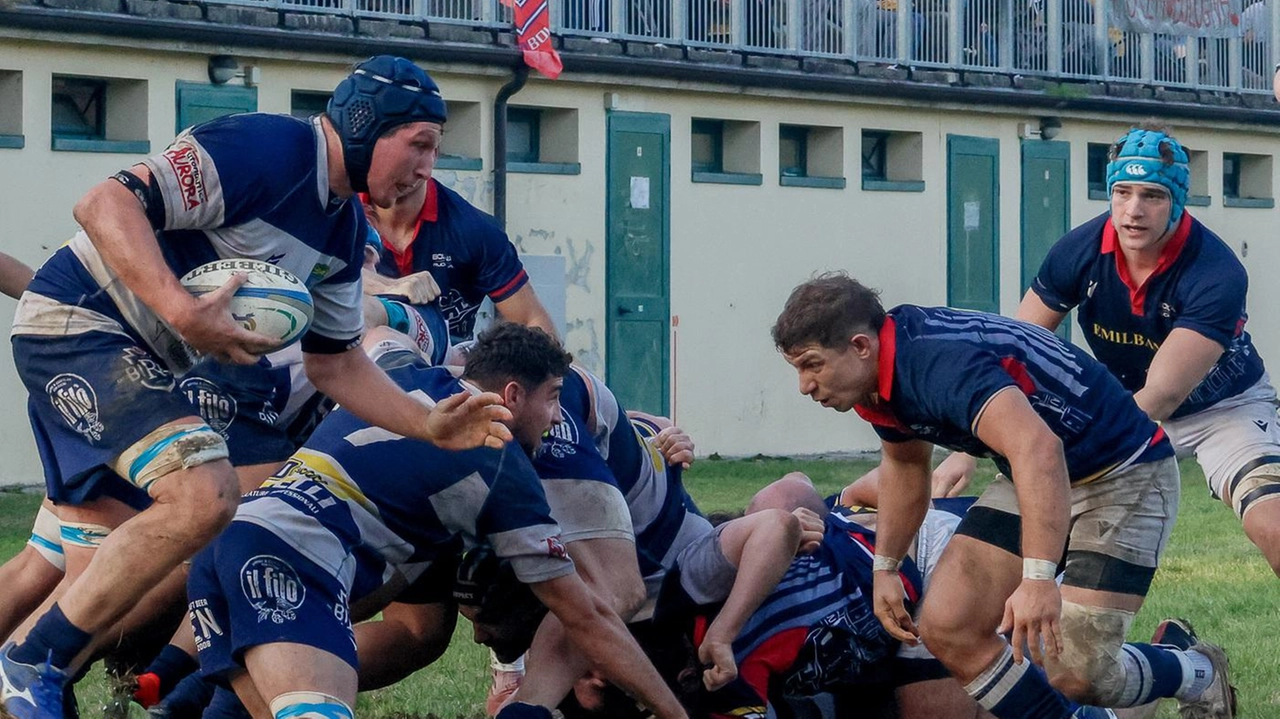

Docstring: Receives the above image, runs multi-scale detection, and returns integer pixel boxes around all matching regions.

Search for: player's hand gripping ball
[180,260,314,348]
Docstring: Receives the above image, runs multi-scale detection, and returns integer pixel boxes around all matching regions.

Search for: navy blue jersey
[26,113,367,369]
[856,306,1171,483]
[253,361,573,590]
[369,179,528,340]
[670,510,924,718]
[543,367,708,581]
[1032,212,1264,419]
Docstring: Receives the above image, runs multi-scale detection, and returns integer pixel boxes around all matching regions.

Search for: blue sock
[1114,643,1186,705]
[12,604,91,669]
[160,673,216,719]
[964,645,1077,719]
[205,686,252,719]
[145,644,199,697]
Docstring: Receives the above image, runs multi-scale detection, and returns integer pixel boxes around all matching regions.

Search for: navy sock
[12,604,91,669]
[203,686,251,719]
[145,644,200,697]
[163,673,217,719]
[1117,643,1186,704]
[965,645,1077,719]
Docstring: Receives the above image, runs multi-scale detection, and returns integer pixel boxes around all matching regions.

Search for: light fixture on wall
[1039,116,1062,140]
[208,55,261,87]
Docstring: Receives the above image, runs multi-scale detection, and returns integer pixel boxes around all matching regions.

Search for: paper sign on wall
[630,177,650,209]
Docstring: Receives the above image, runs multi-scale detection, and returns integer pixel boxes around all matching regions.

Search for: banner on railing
[1107,0,1243,38]
[502,0,563,79]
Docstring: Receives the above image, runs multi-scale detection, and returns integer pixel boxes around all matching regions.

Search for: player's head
[1106,122,1189,239]
[772,273,884,413]
[463,323,572,453]
[453,546,547,661]
[327,55,448,198]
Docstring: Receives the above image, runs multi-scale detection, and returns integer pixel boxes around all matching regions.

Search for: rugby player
[773,274,1235,719]
[184,323,688,719]
[0,55,510,719]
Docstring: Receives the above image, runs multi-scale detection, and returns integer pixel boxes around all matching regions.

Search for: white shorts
[1163,375,1280,500]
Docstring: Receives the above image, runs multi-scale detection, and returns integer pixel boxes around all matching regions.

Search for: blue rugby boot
[0,642,68,719]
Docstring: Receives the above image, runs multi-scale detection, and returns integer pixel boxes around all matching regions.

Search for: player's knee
[157,469,239,546]
[1227,461,1280,521]
[30,504,67,572]
[1049,601,1132,705]
[268,692,352,719]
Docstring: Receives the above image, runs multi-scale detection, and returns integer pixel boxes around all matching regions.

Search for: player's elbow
[72,181,121,232]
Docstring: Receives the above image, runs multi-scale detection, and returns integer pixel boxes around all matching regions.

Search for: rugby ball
[180,260,314,348]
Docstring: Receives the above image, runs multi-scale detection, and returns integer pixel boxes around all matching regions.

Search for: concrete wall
[2,32,1279,484]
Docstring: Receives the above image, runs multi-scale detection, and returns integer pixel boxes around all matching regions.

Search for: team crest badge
[122,347,175,391]
[240,555,306,624]
[46,374,105,442]
[179,377,237,436]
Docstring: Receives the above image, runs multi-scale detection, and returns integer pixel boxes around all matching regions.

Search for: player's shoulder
[190,113,312,150]
[1185,218,1245,275]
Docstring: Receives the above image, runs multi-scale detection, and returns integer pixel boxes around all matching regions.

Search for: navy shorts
[187,521,357,682]
[15,331,196,506]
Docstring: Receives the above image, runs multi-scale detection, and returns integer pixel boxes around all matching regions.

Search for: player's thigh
[242,642,357,710]
[1164,393,1280,500]
[1062,457,1178,607]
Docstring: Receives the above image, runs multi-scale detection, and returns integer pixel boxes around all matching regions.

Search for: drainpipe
[493,64,529,230]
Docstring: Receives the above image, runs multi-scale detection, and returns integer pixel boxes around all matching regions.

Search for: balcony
[194,0,1276,95]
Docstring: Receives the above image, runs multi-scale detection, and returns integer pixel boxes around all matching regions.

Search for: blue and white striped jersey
[541,367,710,582]
[236,360,574,602]
[855,305,1172,483]
[24,114,366,372]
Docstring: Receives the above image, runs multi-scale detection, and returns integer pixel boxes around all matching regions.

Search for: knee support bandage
[269,692,352,719]
[1054,601,1134,705]
[113,423,228,492]
[1227,459,1280,519]
[58,521,111,550]
[28,505,66,570]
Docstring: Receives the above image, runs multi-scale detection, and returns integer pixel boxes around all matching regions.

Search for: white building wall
[2,34,1279,482]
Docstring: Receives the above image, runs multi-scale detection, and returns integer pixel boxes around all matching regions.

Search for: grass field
[2,454,1276,719]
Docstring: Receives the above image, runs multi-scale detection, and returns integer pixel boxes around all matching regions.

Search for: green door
[175,81,258,134]
[1020,139,1072,340]
[606,112,670,415]
[947,135,1000,313]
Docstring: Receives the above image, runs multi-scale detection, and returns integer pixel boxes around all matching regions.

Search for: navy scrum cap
[328,55,448,193]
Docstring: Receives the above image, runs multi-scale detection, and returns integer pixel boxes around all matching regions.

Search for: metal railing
[219,0,1277,94]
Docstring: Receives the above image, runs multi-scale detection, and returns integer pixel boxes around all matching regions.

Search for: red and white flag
[502,0,563,79]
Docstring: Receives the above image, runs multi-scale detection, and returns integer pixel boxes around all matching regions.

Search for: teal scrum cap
[1106,128,1190,229]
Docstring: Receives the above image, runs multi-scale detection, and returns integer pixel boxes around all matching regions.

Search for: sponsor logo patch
[1124,162,1147,176]
[240,555,306,624]
[163,144,207,211]
[544,535,568,560]
[179,377,237,436]
[122,347,175,391]
[46,373,104,442]
[188,597,224,652]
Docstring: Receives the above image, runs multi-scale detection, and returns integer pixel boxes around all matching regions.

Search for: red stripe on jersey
[854,317,910,432]
[1102,213,1192,315]
[999,357,1038,395]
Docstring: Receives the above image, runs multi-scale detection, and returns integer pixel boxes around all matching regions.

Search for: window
[691,119,723,173]
[0,70,22,149]
[1185,148,1210,206]
[506,106,579,174]
[290,91,331,119]
[779,125,807,178]
[506,107,541,164]
[1086,142,1110,200]
[862,130,888,181]
[52,77,106,139]
[1223,152,1274,207]
[51,75,148,153]
[861,129,924,191]
[691,118,762,185]
[780,124,845,189]
[437,101,482,171]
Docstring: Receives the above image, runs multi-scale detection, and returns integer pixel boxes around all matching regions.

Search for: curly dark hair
[462,322,572,391]
[772,272,886,354]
